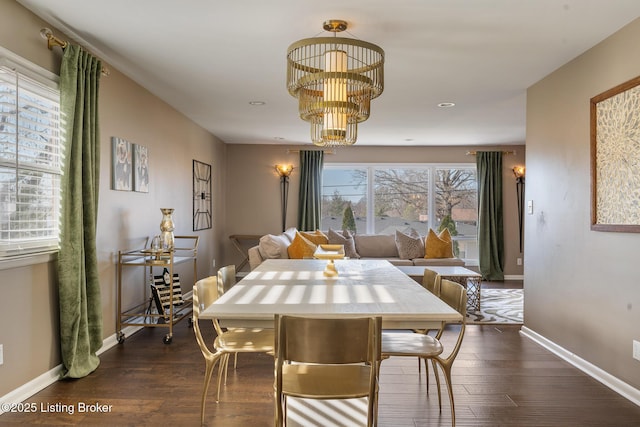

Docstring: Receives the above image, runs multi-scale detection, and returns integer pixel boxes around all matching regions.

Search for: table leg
[444,276,482,311]
[466,277,482,311]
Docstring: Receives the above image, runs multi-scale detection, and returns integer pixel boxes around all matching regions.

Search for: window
[321,164,478,263]
[321,166,368,233]
[0,50,61,258]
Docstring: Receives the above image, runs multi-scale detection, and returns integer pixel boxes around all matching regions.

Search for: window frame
[0,47,61,264]
[321,162,479,264]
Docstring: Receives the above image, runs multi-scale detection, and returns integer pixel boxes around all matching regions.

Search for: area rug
[466,288,523,324]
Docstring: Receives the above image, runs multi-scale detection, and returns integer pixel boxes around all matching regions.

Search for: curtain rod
[287,149,335,155]
[466,150,516,156]
[40,28,110,76]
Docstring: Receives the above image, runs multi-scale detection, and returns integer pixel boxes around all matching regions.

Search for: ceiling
[16,0,640,147]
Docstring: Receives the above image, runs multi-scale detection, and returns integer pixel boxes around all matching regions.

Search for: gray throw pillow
[327,229,360,259]
[395,228,425,259]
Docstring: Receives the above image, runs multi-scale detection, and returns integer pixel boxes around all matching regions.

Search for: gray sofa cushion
[355,234,399,258]
[384,258,414,266]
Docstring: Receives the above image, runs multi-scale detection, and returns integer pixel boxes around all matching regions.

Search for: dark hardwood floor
[2,294,639,426]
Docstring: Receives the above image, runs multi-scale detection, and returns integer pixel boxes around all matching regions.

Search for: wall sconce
[513,166,525,181]
[275,164,294,178]
[275,165,294,231]
[513,166,525,253]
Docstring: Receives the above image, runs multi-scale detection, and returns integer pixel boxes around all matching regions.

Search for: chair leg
[367,393,376,427]
[201,354,222,425]
[423,357,430,391]
[274,393,287,427]
[223,353,230,384]
[432,359,443,412]
[216,353,228,402]
[234,352,238,369]
[439,361,456,426]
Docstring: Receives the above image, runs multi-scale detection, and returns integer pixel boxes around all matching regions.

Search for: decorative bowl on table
[313,244,345,276]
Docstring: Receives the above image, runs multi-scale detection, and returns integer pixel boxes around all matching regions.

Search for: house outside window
[321,164,478,263]
[0,49,61,259]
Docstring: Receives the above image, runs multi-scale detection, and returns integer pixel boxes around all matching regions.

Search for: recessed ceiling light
[274,137,285,140]
[249,101,266,106]
[437,102,455,108]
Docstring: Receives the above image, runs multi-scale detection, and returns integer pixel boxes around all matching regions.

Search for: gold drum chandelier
[286,20,384,147]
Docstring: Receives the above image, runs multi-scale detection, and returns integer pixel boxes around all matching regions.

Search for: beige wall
[525,18,640,388]
[0,2,225,396]
[224,144,526,276]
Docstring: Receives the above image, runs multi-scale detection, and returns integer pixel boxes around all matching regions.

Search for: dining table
[199,258,462,329]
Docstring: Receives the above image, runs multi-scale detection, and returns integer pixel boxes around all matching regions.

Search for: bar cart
[116,235,199,344]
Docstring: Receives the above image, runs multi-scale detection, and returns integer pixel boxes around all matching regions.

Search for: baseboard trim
[0,364,63,413]
[504,274,523,281]
[0,325,143,412]
[520,326,640,407]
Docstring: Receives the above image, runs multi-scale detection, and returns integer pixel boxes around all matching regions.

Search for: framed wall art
[111,137,132,191]
[192,160,212,231]
[133,143,149,193]
[590,75,640,232]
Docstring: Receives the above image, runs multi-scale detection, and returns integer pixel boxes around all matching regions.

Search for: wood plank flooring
[2,324,639,426]
[2,301,640,425]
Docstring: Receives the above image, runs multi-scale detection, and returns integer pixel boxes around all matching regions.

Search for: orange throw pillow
[288,232,318,259]
[299,230,329,245]
[424,228,454,259]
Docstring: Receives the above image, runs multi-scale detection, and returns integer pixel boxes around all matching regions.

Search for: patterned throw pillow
[424,228,454,259]
[287,231,318,259]
[395,228,425,259]
[327,229,359,259]
[300,230,329,245]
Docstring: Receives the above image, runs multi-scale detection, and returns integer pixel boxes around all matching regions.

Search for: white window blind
[0,56,61,258]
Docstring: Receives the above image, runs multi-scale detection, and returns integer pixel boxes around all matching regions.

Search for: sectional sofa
[248,228,465,270]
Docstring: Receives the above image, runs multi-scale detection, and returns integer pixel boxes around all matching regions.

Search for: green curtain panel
[57,45,103,378]
[476,151,505,281]
[297,150,324,231]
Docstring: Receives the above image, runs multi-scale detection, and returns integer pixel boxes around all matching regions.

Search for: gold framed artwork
[590,75,640,232]
[192,160,212,231]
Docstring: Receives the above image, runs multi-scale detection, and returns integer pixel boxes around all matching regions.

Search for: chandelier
[286,20,384,147]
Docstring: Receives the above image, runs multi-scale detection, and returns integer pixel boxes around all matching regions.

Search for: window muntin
[0,54,61,258]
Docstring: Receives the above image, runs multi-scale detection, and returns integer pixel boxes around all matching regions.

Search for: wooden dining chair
[382,279,467,426]
[274,314,382,427]
[192,276,274,425]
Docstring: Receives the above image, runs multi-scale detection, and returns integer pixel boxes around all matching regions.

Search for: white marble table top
[200,259,462,329]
